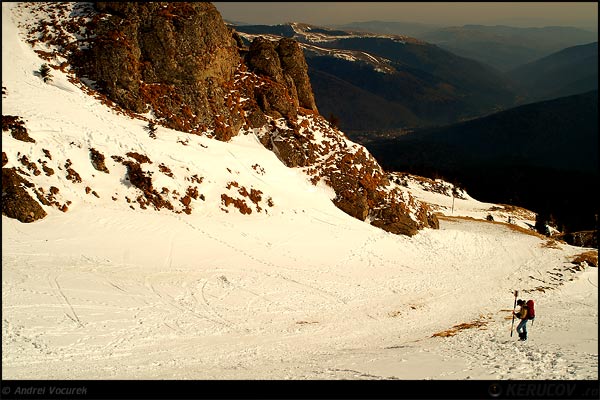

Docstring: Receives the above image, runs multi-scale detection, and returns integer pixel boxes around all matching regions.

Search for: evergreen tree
[145,121,157,139]
[39,63,53,83]
[535,211,550,236]
[327,113,340,129]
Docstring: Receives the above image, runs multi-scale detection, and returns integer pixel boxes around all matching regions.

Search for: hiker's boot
[518,332,525,341]
[522,333,527,341]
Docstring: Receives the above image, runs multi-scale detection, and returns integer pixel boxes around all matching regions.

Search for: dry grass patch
[505,223,549,240]
[436,215,477,222]
[496,204,536,220]
[438,214,563,243]
[432,316,490,338]
[571,251,598,268]
[500,309,515,320]
[527,286,554,294]
[541,239,562,249]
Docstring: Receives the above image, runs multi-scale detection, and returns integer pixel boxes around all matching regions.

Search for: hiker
[514,299,529,341]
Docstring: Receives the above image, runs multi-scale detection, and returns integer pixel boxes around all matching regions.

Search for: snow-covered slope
[2,3,597,381]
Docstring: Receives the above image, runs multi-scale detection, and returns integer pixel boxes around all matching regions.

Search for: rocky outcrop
[245,37,318,119]
[3,115,35,143]
[75,3,317,137]
[276,38,317,112]
[256,112,438,236]
[76,2,242,135]
[89,148,110,173]
[2,168,47,223]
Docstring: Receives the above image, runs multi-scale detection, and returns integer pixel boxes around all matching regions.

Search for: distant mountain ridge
[233,22,517,132]
[508,42,598,104]
[331,20,441,38]
[416,24,598,72]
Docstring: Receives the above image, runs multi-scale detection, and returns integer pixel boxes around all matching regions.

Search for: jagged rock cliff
[245,36,318,117]
[74,2,318,138]
[75,2,242,136]
[2,2,438,236]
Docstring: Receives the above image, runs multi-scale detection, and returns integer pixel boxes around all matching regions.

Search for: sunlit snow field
[2,2,597,380]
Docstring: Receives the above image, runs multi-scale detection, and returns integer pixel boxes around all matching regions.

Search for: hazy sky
[213,2,598,30]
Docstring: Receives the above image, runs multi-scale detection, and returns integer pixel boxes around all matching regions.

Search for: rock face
[75,2,318,137]
[245,37,318,119]
[76,2,242,134]
[2,168,47,223]
[3,115,35,143]
[276,38,317,112]
[255,113,438,236]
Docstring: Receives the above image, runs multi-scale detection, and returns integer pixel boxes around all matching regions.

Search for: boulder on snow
[3,115,35,143]
[334,193,370,221]
[370,203,421,236]
[2,168,47,223]
[89,148,110,174]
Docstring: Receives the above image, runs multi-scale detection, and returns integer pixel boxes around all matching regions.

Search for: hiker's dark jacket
[515,305,528,320]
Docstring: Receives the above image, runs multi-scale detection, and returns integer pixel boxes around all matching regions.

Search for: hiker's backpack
[526,300,535,320]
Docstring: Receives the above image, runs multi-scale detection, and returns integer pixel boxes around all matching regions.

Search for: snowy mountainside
[2,2,597,382]
[390,172,539,230]
[289,22,420,44]
[1,1,592,271]
[231,21,422,45]
[2,2,435,236]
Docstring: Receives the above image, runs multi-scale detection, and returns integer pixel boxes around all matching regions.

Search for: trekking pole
[510,290,518,337]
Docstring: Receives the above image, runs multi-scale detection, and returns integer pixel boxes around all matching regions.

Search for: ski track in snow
[3,212,597,380]
[2,2,597,380]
